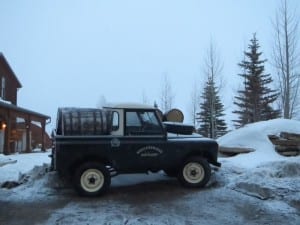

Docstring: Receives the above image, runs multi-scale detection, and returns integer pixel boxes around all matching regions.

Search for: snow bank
[218,119,300,168]
[0,151,51,184]
[0,154,17,167]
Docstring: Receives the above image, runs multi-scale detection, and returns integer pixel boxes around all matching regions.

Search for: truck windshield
[125,111,163,135]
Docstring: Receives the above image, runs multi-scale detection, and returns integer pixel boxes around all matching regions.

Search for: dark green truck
[51,104,221,196]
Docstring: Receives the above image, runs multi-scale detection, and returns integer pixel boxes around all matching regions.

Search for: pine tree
[233,33,280,127]
[197,77,227,138]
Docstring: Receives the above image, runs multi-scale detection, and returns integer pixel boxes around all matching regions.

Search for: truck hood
[167,132,214,142]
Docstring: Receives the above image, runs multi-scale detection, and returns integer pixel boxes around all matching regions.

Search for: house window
[1,77,5,99]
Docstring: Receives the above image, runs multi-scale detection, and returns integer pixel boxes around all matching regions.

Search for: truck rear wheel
[73,162,111,196]
[178,157,211,188]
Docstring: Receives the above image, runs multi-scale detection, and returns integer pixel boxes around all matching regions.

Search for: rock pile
[268,132,300,156]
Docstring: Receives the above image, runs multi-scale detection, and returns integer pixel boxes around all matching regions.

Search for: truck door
[111,109,166,172]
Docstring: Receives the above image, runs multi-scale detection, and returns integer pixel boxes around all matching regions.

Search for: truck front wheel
[73,162,111,196]
[178,157,211,188]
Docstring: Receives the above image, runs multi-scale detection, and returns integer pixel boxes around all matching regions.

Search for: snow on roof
[218,119,300,168]
[0,101,50,119]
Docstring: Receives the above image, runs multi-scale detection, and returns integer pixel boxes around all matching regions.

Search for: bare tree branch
[272,0,300,118]
[159,73,174,112]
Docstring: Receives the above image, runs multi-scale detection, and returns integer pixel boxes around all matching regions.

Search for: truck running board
[106,166,118,177]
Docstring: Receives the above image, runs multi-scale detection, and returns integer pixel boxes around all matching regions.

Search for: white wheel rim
[183,162,205,184]
[80,169,104,193]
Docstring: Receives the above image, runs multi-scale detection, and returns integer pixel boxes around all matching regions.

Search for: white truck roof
[103,103,156,110]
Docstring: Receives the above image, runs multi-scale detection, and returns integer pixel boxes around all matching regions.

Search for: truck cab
[106,103,165,137]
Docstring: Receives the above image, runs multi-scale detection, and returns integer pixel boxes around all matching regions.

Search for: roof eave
[0,101,50,120]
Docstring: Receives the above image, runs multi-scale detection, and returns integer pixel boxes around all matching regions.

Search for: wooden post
[25,116,31,153]
[4,115,11,155]
[41,120,46,151]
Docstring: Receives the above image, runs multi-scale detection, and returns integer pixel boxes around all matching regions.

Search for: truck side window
[112,111,119,131]
[139,111,163,134]
[125,112,142,135]
[125,111,163,135]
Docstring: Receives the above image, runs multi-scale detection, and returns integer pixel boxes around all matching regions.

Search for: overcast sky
[0,0,299,131]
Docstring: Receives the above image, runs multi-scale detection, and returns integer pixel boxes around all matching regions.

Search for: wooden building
[0,53,50,155]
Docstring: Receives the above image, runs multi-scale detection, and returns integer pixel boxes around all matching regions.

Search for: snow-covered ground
[0,119,299,225]
[0,151,51,184]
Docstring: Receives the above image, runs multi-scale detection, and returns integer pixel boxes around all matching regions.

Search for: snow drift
[218,119,300,168]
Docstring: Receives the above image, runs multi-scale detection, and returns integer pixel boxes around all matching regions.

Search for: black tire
[73,162,111,197]
[178,157,211,188]
[164,168,179,177]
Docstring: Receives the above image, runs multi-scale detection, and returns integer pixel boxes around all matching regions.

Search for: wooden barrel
[56,108,112,135]
[163,108,184,123]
